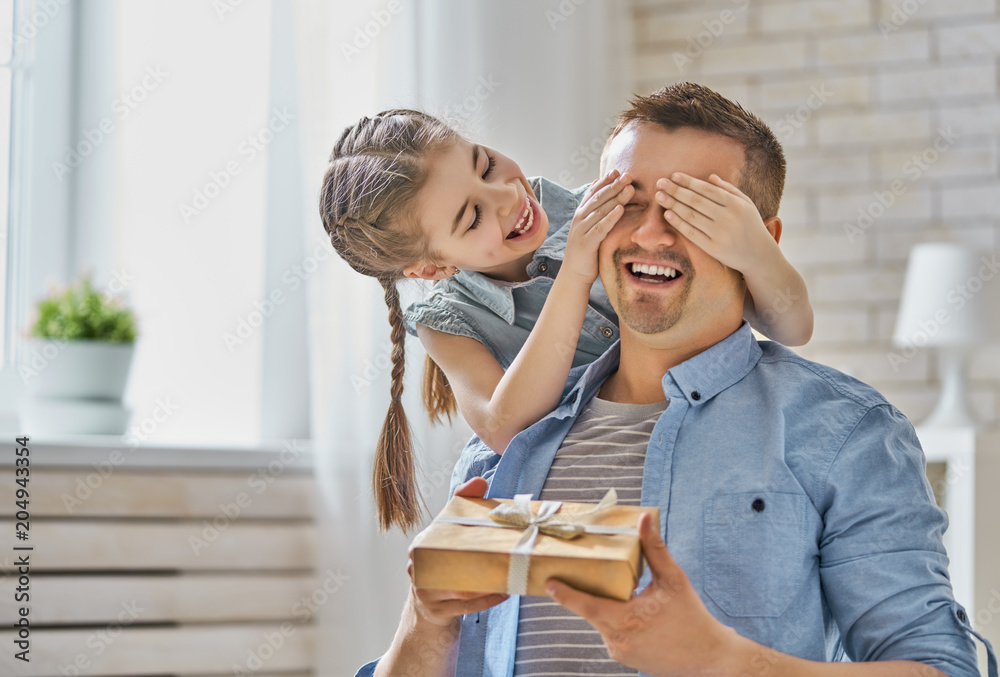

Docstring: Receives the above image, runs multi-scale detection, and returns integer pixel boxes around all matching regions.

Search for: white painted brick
[760,74,870,110]
[636,4,749,45]
[817,31,929,66]
[777,191,809,225]
[878,0,996,21]
[876,144,997,182]
[811,308,870,344]
[636,49,692,82]
[695,76,753,108]
[818,185,933,227]
[876,308,899,342]
[879,63,996,102]
[941,183,1000,219]
[937,102,1000,138]
[759,0,869,32]
[937,21,1000,57]
[784,151,870,186]
[970,345,1000,380]
[813,268,906,304]
[798,345,930,382]
[780,232,868,267]
[874,225,998,265]
[698,39,808,75]
[819,110,932,145]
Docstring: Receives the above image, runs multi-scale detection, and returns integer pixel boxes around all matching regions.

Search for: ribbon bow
[436,489,633,596]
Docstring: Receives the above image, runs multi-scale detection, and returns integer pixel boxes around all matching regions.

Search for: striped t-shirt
[512,395,668,677]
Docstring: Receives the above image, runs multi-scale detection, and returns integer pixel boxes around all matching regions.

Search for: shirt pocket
[703,491,809,618]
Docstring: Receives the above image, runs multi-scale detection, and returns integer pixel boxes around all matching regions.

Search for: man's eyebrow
[452,145,479,234]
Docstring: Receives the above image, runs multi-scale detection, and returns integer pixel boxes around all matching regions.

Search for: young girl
[319,108,812,531]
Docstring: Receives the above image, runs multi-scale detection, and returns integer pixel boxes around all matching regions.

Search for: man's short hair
[605,82,786,220]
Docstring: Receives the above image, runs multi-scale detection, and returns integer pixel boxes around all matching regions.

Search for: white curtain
[290,1,633,672]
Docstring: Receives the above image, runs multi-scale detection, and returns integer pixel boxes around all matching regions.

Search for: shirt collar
[560,320,762,414]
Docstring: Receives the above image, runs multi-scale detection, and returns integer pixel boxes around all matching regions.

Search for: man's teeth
[511,202,533,236]
[630,263,678,279]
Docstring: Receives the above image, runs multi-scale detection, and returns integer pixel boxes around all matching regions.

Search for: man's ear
[764,216,782,244]
[402,262,457,280]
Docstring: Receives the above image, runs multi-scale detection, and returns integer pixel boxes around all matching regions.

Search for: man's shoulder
[754,340,892,413]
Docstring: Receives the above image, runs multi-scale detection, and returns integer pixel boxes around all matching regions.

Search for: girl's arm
[417,170,633,454]
[653,172,814,346]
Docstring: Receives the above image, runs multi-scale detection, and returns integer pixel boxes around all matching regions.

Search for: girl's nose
[494,181,520,218]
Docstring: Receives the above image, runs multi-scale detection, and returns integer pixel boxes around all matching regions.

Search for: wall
[630,0,999,667]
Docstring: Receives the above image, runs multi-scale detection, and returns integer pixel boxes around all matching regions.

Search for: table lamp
[893,243,1000,427]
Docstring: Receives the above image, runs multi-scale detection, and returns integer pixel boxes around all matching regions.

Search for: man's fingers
[454,476,488,498]
[638,512,681,582]
[546,579,619,623]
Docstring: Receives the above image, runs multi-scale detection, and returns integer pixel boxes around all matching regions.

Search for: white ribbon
[434,489,636,595]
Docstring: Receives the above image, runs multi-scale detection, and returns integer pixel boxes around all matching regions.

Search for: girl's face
[407,137,549,283]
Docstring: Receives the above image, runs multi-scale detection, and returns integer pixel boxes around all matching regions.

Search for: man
[358,83,996,677]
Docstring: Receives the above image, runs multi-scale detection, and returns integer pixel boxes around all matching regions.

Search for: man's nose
[630,206,679,249]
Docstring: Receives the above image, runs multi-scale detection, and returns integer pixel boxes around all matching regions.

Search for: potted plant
[19,274,139,435]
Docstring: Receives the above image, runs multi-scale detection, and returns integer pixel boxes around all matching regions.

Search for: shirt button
[691,391,702,401]
[957,609,968,623]
[752,498,765,512]
[538,262,548,273]
[601,326,614,338]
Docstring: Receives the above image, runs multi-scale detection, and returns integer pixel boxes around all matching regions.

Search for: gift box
[410,490,657,601]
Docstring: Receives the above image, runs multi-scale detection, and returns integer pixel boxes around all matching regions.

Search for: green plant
[29,275,138,342]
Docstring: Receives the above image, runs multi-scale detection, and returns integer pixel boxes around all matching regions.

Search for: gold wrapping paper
[410,494,658,601]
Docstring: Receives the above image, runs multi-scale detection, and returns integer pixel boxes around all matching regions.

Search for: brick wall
[632,0,1000,425]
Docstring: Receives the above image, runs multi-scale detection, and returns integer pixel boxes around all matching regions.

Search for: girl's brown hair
[319,109,459,531]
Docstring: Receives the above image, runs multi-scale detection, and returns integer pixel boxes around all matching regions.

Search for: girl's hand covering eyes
[562,169,634,283]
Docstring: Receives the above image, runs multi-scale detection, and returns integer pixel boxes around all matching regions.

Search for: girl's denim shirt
[403,176,620,370]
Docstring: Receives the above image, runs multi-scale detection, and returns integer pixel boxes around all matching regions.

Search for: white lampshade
[893,243,1000,348]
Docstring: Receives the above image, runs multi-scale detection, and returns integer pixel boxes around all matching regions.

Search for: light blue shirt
[356,322,996,677]
[403,176,620,370]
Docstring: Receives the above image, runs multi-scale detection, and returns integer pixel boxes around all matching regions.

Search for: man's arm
[546,512,950,677]
[361,478,508,677]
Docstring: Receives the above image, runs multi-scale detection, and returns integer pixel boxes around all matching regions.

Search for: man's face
[598,122,747,340]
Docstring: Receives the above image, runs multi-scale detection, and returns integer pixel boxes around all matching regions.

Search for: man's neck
[598,317,743,404]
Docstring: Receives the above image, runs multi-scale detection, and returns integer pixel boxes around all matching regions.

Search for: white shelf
[915,425,976,610]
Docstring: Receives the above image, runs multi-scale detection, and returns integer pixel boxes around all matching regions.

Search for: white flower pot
[20,338,135,400]
[18,339,136,435]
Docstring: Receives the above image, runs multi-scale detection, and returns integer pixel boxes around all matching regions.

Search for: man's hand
[407,477,508,626]
[546,512,746,677]
[654,172,781,278]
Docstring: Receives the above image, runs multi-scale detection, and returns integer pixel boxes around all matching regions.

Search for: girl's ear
[402,262,457,280]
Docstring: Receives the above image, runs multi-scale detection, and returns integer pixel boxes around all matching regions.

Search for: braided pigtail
[319,109,460,531]
[422,355,457,424]
[372,278,424,531]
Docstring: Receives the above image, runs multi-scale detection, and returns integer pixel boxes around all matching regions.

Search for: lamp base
[922,348,978,429]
